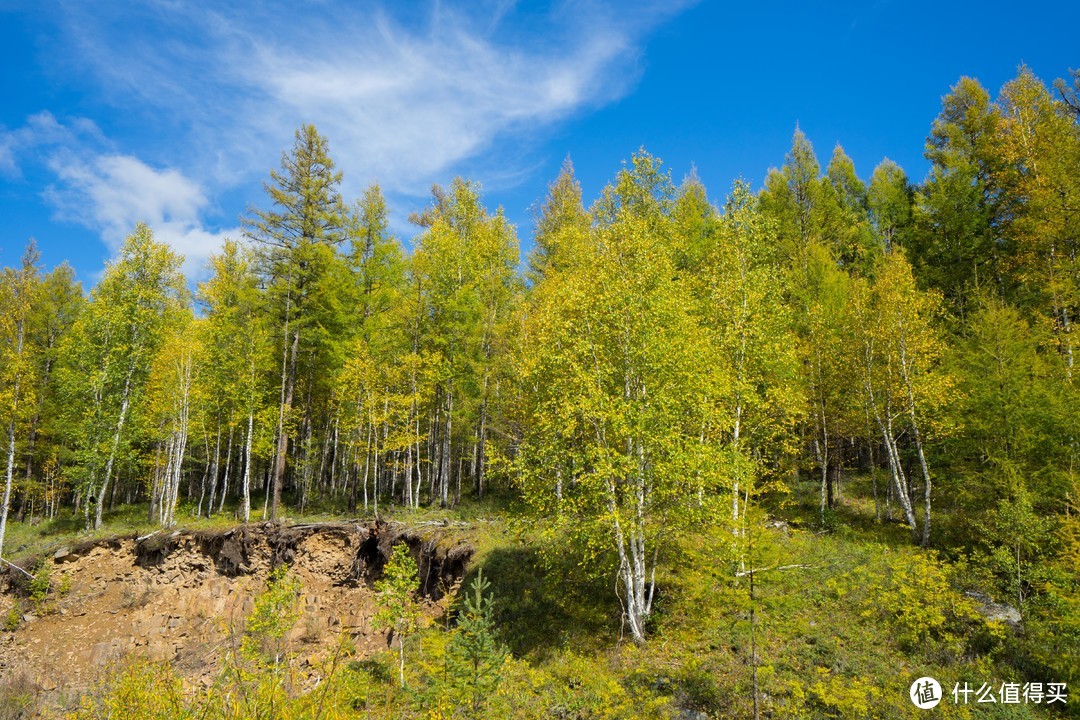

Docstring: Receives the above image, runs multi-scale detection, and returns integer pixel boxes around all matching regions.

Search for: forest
[0,65,1078,718]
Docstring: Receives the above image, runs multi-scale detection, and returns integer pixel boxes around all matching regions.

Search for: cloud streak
[45,151,238,279]
[6,1,690,275]
[50,0,689,196]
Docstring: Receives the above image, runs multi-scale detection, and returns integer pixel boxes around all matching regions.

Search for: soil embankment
[0,520,472,692]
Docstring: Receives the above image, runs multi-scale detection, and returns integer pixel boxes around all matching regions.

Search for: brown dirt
[0,520,472,698]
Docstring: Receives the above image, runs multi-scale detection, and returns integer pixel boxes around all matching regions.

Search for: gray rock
[965,591,1023,631]
[765,519,791,535]
[675,710,709,720]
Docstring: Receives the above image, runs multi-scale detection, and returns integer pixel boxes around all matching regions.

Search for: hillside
[0,486,1073,719]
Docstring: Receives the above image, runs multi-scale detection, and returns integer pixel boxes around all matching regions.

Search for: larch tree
[693,182,804,529]
[672,168,719,273]
[947,297,1064,516]
[244,124,347,521]
[822,145,877,273]
[998,68,1080,377]
[410,179,519,507]
[17,262,82,523]
[867,159,912,255]
[338,184,412,511]
[527,157,591,283]
[913,76,1013,314]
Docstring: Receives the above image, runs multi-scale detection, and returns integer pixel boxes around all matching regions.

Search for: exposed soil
[0,520,472,698]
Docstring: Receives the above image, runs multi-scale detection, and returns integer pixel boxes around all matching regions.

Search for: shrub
[3,605,21,632]
[373,544,423,688]
[242,564,303,667]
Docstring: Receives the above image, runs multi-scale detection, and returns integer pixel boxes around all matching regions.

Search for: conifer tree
[867,159,912,254]
[245,124,347,521]
[528,157,591,282]
[446,568,507,718]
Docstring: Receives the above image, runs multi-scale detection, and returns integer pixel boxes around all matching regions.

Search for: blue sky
[1,0,1078,284]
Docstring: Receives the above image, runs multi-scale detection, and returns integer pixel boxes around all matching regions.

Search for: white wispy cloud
[9,1,690,275]
[0,112,106,178]
[2,110,235,278]
[49,0,690,197]
[45,151,238,279]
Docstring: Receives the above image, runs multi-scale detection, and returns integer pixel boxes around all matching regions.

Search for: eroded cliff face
[0,521,472,692]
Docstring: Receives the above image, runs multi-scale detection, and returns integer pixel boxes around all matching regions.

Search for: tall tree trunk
[881,415,918,536]
[0,309,26,557]
[440,390,452,508]
[218,427,234,515]
[732,401,743,528]
[477,376,488,499]
[0,414,19,559]
[897,328,935,547]
[329,418,339,499]
[414,403,423,509]
[242,411,253,523]
[271,326,300,522]
[204,428,222,518]
[96,366,134,530]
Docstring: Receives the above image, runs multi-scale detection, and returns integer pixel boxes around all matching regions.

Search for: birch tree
[60,224,186,529]
[146,317,203,527]
[693,182,804,528]
[0,244,42,558]
[850,252,953,544]
[518,151,723,642]
[200,240,271,522]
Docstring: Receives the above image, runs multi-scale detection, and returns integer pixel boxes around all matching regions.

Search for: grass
[2,480,1075,718]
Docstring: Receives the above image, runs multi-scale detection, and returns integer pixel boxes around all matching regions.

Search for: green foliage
[242,565,303,666]
[3,63,1080,720]
[28,559,60,614]
[867,159,912,253]
[988,482,1055,612]
[58,224,187,531]
[834,549,986,655]
[806,668,881,719]
[445,569,508,716]
[67,659,192,720]
[529,157,592,281]
[373,543,423,687]
[3,604,21,631]
[516,149,734,643]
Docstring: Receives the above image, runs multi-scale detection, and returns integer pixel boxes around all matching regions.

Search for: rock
[675,710,709,720]
[54,547,74,562]
[965,591,1023,631]
[765,519,791,534]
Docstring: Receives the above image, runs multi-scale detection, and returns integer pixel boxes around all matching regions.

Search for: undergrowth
[1,486,1074,719]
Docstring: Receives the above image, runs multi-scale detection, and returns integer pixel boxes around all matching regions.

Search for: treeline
[1,67,1078,644]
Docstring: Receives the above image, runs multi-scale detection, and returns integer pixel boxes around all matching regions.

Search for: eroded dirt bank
[0,520,472,693]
